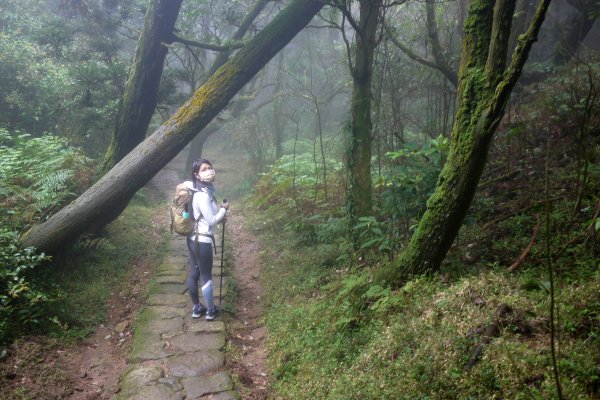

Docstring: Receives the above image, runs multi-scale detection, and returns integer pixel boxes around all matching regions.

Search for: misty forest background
[1,0,599,399]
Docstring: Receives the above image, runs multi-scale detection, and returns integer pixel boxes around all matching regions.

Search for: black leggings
[186,239,213,309]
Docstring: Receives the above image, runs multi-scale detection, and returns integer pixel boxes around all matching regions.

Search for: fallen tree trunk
[184,0,271,174]
[21,0,325,253]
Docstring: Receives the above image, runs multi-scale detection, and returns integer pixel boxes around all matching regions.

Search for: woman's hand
[220,201,229,211]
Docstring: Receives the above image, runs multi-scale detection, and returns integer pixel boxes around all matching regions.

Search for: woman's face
[199,163,213,173]
[197,162,216,183]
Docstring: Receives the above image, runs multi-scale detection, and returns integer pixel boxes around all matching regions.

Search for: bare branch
[328,0,363,37]
[340,10,356,75]
[425,0,458,86]
[384,24,443,73]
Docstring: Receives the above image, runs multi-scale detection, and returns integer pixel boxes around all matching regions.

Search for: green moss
[462,0,494,68]
[164,62,242,135]
[263,226,600,399]
[128,306,157,358]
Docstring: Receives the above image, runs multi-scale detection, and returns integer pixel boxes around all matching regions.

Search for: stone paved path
[115,154,239,400]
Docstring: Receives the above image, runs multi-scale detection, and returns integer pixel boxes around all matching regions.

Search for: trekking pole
[219,199,227,305]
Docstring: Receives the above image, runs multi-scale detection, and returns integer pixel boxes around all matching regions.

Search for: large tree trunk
[101,0,183,172]
[21,0,325,253]
[185,0,271,171]
[347,0,381,233]
[553,0,599,65]
[273,51,285,161]
[375,0,551,286]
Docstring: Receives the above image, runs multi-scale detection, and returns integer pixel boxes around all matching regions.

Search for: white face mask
[198,169,215,183]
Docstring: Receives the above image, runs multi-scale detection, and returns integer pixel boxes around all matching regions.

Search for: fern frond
[35,169,74,192]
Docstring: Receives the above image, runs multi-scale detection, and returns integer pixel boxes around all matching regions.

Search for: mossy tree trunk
[184,0,271,172]
[101,0,183,173]
[376,0,552,286]
[21,0,325,253]
[346,0,382,238]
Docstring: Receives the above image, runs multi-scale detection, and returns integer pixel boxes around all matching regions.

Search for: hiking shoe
[205,311,216,321]
[192,304,207,318]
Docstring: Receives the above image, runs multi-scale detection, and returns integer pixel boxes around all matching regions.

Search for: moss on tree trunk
[375,0,551,286]
[347,0,381,237]
[184,0,271,174]
[101,0,183,173]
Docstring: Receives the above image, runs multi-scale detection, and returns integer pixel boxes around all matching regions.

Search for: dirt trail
[225,214,268,399]
[0,136,268,400]
[201,135,268,400]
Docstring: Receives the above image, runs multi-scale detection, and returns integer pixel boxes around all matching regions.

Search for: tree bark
[185,0,271,171]
[553,0,600,65]
[273,51,285,160]
[425,0,458,87]
[101,0,183,172]
[347,0,381,232]
[21,0,325,253]
[375,0,551,286]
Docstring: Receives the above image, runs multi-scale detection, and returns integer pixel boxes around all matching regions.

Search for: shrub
[0,128,92,345]
[0,228,56,345]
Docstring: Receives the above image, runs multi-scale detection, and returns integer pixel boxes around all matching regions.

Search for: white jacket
[184,181,227,243]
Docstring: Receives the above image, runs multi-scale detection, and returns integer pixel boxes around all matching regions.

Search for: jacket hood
[183,181,200,192]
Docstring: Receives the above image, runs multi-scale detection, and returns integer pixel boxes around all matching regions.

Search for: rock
[167,351,225,377]
[168,332,225,352]
[115,321,129,333]
[121,365,164,385]
[181,371,233,398]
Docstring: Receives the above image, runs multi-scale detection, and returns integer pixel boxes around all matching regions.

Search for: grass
[0,189,168,400]
[253,208,600,399]
[40,189,166,340]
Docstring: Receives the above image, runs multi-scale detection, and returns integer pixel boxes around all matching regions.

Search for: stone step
[155,283,188,295]
[167,350,225,377]
[167,332,225,352]
[118,154,238,399]
[181,372,234,399]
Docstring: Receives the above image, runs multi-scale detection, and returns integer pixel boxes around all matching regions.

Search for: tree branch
[425,0,458,86]
[492,0,551,114]
[384,24,434,67]
[485,0,516,88]
[509,213,541,272]
[340,10,356,76]
[171,34,245,51]
[331,0,363,38]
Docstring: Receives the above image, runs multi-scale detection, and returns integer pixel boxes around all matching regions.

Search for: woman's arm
[195,190,226,227]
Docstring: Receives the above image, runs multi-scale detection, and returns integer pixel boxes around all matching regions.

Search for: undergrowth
[49,191,165,341]
[0,128,165,345]
[255,213,598,399]
[248,60,599,399]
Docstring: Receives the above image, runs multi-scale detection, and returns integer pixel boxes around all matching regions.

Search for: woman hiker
[184,158,228,320]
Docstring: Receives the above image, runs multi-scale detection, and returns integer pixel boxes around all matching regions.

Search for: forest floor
[0,137,267,400]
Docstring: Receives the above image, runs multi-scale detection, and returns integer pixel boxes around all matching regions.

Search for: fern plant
[0,128,90,345]
[0,128,91,229]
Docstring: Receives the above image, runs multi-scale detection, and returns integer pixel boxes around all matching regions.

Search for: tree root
[465,303,512,371]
